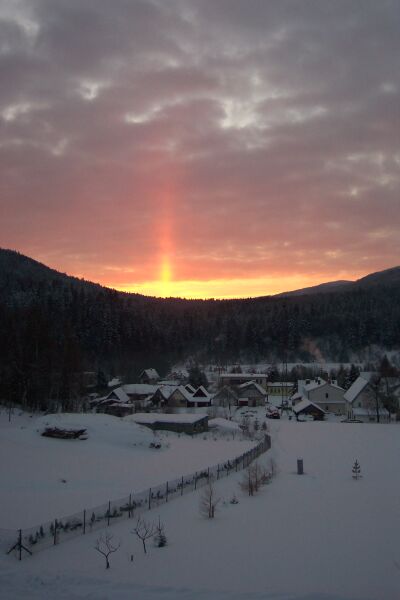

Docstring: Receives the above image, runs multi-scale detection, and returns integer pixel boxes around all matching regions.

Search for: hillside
[276,266,400,297]
[1,248,400,410]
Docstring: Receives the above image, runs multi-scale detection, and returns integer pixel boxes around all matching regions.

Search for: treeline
[0,250,400,410]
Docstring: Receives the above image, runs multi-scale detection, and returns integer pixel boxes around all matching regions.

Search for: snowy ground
[1,412,400,599]
[0,411,254,528]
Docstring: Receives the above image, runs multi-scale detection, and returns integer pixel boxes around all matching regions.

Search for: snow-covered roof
[122,384,159,396]
[238,381,266,395]
[107,377,122,388]
[173,385,196,402]
[219,373,267,379]
[140,368,160,380]
[129,413,208,425]
[185,383,196,393]
[298,378,326,394]
[267,382,294,387]
[157,385,178,400]
[292,399,327,415]
[344,373,375,404]
[107,387,130,403]
[192,385,211,398]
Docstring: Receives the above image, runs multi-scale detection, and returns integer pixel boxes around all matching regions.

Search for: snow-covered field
[1,411,400,600]
[0,412,254,528]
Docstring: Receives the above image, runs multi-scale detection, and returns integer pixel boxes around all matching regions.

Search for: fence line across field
[4,434,271,560]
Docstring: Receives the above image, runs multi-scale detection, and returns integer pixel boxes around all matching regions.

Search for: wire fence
[3,434,271,560]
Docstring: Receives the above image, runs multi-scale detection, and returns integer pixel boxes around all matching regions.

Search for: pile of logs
[41,427,87,440]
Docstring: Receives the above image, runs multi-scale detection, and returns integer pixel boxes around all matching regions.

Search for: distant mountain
[356,266,400,288]
[0,248,102,295]
[275,280,353,297]
[277,267,400,297]
[1,247,399,412]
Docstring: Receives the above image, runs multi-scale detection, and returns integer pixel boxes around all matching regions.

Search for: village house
[139,368,160,385]
[212,385,239,409]
[265,381,295,399]
[218,373,294,401]
[292,378,346,415]
[165,385,212,409]
[97,383,161,415]
[344,373,390,422]
[292,399,326,421]
[236,381,267,407]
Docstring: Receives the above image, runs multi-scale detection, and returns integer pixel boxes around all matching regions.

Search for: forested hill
[1,248,400,409]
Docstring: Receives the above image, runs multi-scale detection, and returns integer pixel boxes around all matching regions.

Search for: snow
[0,412,253,529]
[208,418,241,432]
[292,399,327,414]
[344,374,372,403]
[127,413,207,425]
[1,410,400,600]
[237,381,266,395]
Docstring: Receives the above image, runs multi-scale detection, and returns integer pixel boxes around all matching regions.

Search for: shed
[130,413,209,434]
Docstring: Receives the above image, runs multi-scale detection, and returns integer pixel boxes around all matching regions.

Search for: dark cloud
[0,0,399,295]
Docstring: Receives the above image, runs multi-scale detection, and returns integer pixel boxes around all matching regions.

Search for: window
[325,392,329,399]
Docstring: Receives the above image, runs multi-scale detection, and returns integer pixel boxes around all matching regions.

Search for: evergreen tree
[352,460,362,480]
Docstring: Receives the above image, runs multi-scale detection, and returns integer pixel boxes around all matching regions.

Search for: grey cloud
[0,0,399,286]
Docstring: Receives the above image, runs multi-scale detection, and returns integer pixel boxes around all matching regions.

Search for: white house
[292,378,346,415]
[344,373,390,422]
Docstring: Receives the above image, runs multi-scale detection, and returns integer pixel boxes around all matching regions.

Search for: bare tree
[240,461,271,496]
[132,517,155,554]
[94,533,121,569]
[199,477,220,518]
[154,516,167,547]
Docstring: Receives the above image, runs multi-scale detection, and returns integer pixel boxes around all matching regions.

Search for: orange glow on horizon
[115,273,347,299]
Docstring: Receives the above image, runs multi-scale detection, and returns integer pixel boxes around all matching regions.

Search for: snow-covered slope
[1,414,399,599]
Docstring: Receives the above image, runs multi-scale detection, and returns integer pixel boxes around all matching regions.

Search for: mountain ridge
[1,247,399,301]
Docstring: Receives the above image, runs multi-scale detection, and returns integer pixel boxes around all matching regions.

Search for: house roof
[140,368,160,380]
[219,373,268,379]
[192,385,211,398]
[170,385,197,402]
[213,385,239,399]
[122,384,159,395]
[292,399,327,415]
[129,413,208,425]
[107,387,130,403]
[156,385,177,400]
[238,381,266,395]
[108,377,122,388]
[344,373,375,404]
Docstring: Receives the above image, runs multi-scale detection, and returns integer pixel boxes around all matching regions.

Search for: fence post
[181,476,184,496]
[83,509,86,535]
[166,482,169,502]
[148,488,152,510]
[53,519,58,545]
[18,529,22,561]
[217,465,220,480]
[129,493,132,518]
[194,472,197,490]
[107,501,111,526]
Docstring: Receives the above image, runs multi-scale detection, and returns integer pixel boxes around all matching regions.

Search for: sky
[0,0,399,299]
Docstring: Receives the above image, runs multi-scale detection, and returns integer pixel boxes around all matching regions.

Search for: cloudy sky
[0,0,399,298]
